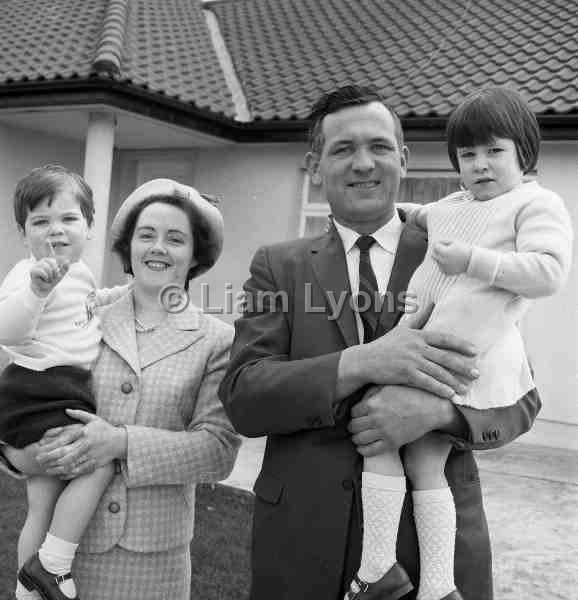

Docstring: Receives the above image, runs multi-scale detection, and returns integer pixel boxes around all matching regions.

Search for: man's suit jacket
[79,292,240,554]
[220,218,541,600]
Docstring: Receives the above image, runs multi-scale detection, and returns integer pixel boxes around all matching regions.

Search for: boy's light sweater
[399,181,573,408]
[0,258,126,371]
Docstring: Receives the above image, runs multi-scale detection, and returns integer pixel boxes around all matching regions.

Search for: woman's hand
[35,410,128,479]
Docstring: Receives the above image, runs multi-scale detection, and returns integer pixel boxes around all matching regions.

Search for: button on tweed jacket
[80,292,240,554]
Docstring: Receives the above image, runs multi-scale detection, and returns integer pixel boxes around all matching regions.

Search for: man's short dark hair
[446,86,540,174]
[14,165,94,229]
[111,194,213,290]
[307,84,405,155]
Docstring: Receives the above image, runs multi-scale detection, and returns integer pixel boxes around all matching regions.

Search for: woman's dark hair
[446,86,540,174]
[14,165,94,228]
[112,194,214,290]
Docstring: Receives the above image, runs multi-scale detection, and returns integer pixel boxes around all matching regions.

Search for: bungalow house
[0,0,577,448]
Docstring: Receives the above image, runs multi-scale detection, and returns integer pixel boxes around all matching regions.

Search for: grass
[0,479,253,600]
[190,484,252,599]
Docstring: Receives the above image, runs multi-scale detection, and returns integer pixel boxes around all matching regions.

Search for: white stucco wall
[0,122,85,280]
[191,143,305,321]
[523,142,578,446]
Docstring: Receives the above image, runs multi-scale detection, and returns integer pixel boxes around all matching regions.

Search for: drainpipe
[83,111,116,285]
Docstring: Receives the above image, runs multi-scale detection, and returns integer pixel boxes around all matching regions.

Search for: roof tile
[0,0,576,122]
[210,0,578,119]
[0,0,234,116]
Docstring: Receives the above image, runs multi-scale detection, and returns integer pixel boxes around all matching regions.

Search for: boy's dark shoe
[18,553,78,600]
[344,562,414,599]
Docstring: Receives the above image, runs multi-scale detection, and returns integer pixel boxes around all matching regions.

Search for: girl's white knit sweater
[399,181,573,408]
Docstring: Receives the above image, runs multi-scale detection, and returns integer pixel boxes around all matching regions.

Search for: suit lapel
[310,224,359,347]
[138,304,205,370]
[375,220,428,337]
[101,293,141,375]
[101,293,206,374]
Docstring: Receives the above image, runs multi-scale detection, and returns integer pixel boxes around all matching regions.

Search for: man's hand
[361,316,478,399]
[29,241,70,297]
[431,240,471,276]
[348,385,461,455]
[336,302,479,402]
[414,207,428,232]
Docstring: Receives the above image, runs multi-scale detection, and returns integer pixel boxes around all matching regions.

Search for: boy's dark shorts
[0,363,95,449]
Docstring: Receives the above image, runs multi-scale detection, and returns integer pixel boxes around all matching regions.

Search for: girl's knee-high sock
[412,487,456,600]
[356,472,406,583]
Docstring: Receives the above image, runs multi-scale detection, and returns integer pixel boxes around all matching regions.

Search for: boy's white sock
[15,580,41,600]
[38,533,78,599]
[413,487,456,600]
[356,472,406,583]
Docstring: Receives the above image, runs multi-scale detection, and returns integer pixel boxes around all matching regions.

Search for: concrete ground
[223,438,578,600]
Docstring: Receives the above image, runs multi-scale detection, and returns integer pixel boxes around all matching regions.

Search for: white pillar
[83,111,116,285]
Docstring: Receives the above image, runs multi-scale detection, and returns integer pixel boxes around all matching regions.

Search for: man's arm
[348,384,541,455]
[452,387,541,450]
[219,246,343,437]
[336,324,479,402]
[220,247,480,438]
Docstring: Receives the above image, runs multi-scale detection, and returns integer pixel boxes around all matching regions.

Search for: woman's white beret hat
[111,178,224,278]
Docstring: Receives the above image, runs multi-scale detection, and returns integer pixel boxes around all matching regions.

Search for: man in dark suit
[219,85,540,600]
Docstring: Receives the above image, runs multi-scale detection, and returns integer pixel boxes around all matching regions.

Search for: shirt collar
[334,210,403,255]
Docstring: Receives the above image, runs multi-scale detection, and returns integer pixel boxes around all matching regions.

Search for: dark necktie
[355,235,379,343]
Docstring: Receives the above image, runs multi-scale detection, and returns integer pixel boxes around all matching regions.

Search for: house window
[299,172,460,237]
[298,172,332,238]
[398,175,460,205]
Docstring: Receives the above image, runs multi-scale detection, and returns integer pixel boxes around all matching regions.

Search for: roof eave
[386,116,578,142]
[1,79,577,143]
[0,78,237,140]
[234,114,578,142]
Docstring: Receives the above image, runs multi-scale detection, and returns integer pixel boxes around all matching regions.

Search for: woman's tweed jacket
[79,292,240,553]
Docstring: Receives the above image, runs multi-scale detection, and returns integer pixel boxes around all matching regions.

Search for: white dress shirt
[333,212,403,342]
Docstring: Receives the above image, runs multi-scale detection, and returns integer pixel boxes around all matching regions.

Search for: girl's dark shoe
[18,554,78,600]
[345,562,414,599]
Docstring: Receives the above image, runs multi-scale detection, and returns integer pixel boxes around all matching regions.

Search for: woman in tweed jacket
[6,179,240,600]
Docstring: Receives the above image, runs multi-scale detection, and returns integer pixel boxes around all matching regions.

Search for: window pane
[399,177,460,205]
[303,215,331,237]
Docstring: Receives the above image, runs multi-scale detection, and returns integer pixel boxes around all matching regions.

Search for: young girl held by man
[346,86,573,600]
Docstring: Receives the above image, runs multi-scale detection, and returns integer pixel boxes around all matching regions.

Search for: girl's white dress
[399,181,572,408]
